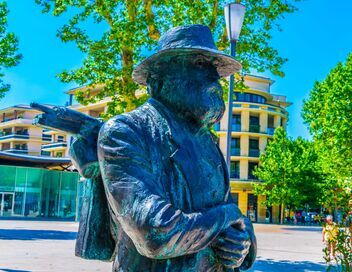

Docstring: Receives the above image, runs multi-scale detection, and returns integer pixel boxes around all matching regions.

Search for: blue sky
[2,0,352,139]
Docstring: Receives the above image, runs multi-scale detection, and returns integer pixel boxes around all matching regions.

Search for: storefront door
[247,193,258,222]
[0,192,14,216]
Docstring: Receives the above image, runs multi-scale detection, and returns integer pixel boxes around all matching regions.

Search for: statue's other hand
[70,137,100,179]
[212,227,251,269]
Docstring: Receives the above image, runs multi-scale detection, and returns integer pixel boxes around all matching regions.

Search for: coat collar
[147,98,230,201]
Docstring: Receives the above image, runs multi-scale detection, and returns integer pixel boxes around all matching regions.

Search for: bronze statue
[32,24,256,272]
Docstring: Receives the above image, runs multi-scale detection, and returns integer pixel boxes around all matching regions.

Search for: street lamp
[224,2,245,175]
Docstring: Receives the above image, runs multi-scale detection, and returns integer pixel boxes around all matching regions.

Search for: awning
[0,151,72,170]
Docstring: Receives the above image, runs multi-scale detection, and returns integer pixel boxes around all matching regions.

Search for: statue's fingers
[220,228,250,245]
[219,256,243,269]
[213,238,248,254]
[33,113,48,126]
[217,249,244,262]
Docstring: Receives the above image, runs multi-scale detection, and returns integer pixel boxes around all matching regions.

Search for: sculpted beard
[152,77,225,127]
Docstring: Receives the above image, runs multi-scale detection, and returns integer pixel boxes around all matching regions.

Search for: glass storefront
[0,165,80,220]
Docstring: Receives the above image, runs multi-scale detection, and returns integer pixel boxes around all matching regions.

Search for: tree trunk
[280,203,285,224]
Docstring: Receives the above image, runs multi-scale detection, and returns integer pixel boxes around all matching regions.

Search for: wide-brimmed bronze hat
[132,24,242,86]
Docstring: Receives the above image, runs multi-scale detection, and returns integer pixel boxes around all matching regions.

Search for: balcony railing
[42,141,67,150]
[249,149,260,157]
[41,150,51,156]
[42,136,52,141]
[249,124,260,133]
[0,116,26,123]
[2,148,29,154]
[0,133,30,140]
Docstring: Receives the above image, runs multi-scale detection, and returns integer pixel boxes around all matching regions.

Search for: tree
[253,127,323,224]
[35,0,300,117]
[302,53,352,217]
[302,53,352,181]
[0,2,22,99]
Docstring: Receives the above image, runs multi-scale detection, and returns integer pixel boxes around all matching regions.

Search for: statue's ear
[146,74,163,96]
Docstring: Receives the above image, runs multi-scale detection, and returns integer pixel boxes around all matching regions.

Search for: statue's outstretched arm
[98,116,244,260]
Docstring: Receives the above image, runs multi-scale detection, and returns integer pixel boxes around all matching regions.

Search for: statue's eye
[194,59,205,67]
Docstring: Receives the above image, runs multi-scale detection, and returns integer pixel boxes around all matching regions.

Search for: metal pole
[225,40,237,175]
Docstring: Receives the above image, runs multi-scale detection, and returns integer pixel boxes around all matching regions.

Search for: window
[231,193,239,206]
[56,152,63,157]
[249,139,259,157]
[42,133,52,141]
[247,194,258,222]
[248,162,259,179]
[231,138,240,156]
[232,114,241,131]
[249,116,260,132]
[213,122,220,131]
[230,161,240,179]
[57,136,64,142]
[234,92,266,104]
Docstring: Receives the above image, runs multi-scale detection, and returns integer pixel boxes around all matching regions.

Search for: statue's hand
[212,226,251,269]
[70,137,100,179]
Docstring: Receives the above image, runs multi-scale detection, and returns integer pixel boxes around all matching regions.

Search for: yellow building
[0,105,53,156]
[217,75,291,223]
[39,86,110,158]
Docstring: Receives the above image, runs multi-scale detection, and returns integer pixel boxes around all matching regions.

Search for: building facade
[0,164,80,219]
[0,105,53,156]
[216,75,291,223]
[0,75,290,222]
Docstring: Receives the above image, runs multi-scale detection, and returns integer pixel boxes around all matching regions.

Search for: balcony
[0,117,32,128]
[2,148,29,154]
[249,149,260,157]
[41,150,51,156]
[0,133,30,141]
[249,124,260,133]
[42,141,67,151]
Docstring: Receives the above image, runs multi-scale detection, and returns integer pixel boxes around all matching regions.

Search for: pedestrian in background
[322,215,339,260]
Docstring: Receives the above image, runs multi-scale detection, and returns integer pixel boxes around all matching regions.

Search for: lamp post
[224,2,245,175]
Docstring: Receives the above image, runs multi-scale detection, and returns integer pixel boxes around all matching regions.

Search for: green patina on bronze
[32,25,257,272]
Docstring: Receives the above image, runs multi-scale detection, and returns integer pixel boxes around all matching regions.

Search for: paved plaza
[0,220,328,272]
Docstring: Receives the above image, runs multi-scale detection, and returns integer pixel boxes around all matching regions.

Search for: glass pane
[41,170,61,218]
[247,194,258,222]
[24,168,42,217]
[231,193,239,206]
[2,193,14,216]
[14,167,27,215]
[59,172,78,219]
[0,166,16,192]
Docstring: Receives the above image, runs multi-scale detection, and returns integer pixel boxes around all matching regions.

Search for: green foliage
[35,0,300,117]
[302,53,352,211]
[324,220,352,272]
[253,127,323,223]
[302,53,352,180]
[0,2,22,98]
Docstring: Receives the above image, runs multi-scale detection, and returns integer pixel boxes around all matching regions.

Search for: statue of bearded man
[96,24,256,272]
